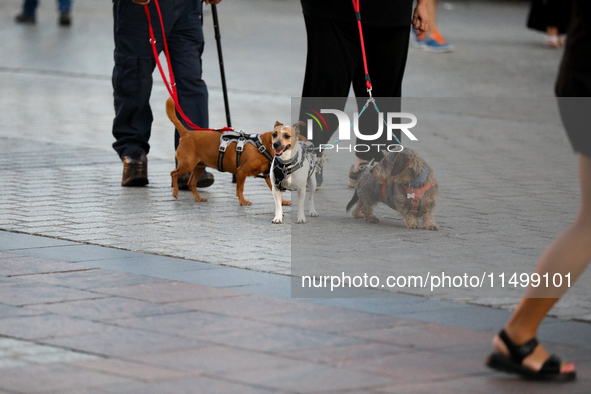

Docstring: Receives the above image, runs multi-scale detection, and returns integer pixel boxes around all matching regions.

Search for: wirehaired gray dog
[346,149,439,230]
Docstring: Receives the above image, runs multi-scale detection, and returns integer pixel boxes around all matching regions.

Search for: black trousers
[112,0,208,158]
[299,16,410,161]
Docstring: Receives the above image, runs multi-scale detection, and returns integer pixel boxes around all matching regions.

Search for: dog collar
[408,168,428,187]
[403,178,436,214]
[380,176,436,214]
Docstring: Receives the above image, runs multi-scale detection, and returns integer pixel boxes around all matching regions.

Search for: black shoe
[121,151,148,187]
[59,11,71,26]
[15,14,36,24]
[178,171,215,190]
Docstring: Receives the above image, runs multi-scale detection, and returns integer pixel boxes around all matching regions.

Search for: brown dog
[346,148,439,230]
[166,98,290,206]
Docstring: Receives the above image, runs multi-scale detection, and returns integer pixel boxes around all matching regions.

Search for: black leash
[211,4,237,183]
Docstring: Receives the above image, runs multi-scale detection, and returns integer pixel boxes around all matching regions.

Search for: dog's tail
[165,98,191,138]
[346,190,359,212]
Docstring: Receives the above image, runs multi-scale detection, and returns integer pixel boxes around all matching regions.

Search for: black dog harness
[218,130,273,173]
[272,142,317,192]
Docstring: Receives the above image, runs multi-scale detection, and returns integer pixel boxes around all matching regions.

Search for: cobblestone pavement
[1,232,591,393]
[1,0,591,391]
[1,0,590,319]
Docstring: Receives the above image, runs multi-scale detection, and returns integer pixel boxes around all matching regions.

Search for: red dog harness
[381,177,436,214]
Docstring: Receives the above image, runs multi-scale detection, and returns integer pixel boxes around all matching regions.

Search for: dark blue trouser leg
[112,0,207,159]
[23,0,71,17]
[23,0,38,18]
[58,0,71,12]
[168,1,208,149]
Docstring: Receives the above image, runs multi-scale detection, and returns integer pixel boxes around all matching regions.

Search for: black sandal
[486,329,576,381]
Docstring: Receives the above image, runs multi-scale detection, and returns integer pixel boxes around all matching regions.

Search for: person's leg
[425,0,437,37]
[16,0,37,22]
[23,0,38,17]
[167,0,209,147]
[495,153,591,373]
[57,0,71,25]
[300,16,357,147]
[299,16,359,188]
[166,0,214,188]
[351,25,409,166]
[419,0,453,53]
[58,0,70,12]
[112,0,160,185]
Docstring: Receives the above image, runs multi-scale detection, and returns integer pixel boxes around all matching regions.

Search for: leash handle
[351,0,372,96]
[144,0,232,132]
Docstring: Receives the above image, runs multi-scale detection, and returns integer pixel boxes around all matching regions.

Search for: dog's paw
[172,192,179,199]
[240,200,253,206]
[272,218,283,224]
[424,223,439,231]
[297,218,308,224]
[366,216,380,224]
[310,211,319,217]
[406,223,420,229]
[195,197,208,202]
[281,199,292,206]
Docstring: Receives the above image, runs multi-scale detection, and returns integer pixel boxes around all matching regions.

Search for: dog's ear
[292,121,305,136]
[274,121,283,128]
[390,153,409,177]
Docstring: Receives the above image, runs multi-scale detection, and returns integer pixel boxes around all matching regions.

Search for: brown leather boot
[121,151,148,187]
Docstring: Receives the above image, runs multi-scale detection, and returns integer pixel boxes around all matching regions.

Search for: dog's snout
[273,141,281,149]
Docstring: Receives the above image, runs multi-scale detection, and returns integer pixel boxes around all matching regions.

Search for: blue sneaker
[422,30,454,53]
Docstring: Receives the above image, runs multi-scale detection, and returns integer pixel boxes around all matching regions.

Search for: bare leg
[425,0,438,37]
[495,154,591,373]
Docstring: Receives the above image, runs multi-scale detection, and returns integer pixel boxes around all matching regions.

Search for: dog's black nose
[273,141,280,149]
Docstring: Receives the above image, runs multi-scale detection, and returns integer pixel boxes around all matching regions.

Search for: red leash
[144,0,232,132]
[351,0,372,96]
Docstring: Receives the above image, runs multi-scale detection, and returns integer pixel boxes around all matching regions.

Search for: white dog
[270,121,318,224]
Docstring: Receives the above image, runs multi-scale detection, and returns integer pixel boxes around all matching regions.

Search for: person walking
[411,0,454,53]
[486,0,591,381]
[527,0,569,48]
[15,0,72,26]
[298,0,429,189]
[112,0,219,188]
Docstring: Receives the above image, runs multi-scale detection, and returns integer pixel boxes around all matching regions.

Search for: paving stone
[191,325,364,352]
[226,363,394,393]
[0,364,132,393]
[74,376,279,394]
[27,297,193,321]
[110,311,275,339]
[170,294,336,318]
[71,358,192,382]
[44,326,207,358]
[0,314,108,340]
[19,269,167,290]
[131,345,311,376]
[0,282,104,307]
[0,257,82,277]
[342,323,492,350]
[91,281,245,303]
